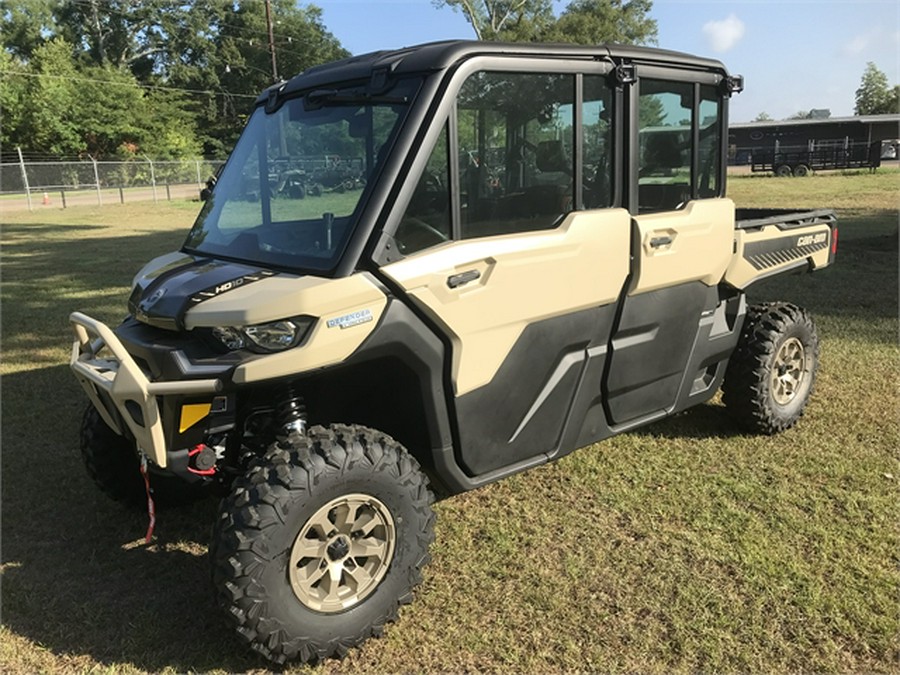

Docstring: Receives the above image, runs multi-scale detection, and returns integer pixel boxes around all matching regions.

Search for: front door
[380,64,630,476]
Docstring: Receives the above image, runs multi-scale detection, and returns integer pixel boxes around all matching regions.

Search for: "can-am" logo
[797,233,827,247]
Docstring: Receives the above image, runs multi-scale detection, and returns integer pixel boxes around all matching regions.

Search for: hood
[128,251,280,331]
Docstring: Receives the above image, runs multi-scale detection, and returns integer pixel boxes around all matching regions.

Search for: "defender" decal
[327,309,373,330]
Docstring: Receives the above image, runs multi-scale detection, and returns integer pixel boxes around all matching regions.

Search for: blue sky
[314,0,900,122]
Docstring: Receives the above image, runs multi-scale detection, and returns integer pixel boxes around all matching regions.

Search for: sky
[313,0,900,123]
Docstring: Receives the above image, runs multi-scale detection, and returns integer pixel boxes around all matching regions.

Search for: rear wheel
[722,303,819,434]
[793,163,811,177]
[210,424,435,664]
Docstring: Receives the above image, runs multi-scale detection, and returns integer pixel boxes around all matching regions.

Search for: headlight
[212,318,313,353]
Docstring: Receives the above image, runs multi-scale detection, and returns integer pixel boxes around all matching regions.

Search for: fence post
[195,160,202,188]
[91,156,102,205]
[60,189,67,208]
[165,182,171,201]
[119,186,125,204]
[145,155,158,203]
[17,146,33,211]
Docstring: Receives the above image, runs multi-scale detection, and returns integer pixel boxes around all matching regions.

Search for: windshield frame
[182,76,422,276]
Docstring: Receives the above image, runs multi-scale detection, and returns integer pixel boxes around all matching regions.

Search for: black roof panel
[258,40,730,105]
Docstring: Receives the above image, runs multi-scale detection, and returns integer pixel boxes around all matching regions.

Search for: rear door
[603,70,734,424]
[378,58,631,476]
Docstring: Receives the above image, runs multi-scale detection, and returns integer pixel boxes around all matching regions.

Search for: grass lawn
[1,170,898,673]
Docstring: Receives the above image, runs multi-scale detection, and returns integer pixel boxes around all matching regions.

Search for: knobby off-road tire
[80,405,205,508]
[722,302,819,434]
[210,424,435,664]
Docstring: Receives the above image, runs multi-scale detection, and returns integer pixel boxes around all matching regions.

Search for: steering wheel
[395,217,449,255]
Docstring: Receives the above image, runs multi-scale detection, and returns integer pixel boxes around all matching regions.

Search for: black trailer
[750,141,880,176]
[730,113,900,176]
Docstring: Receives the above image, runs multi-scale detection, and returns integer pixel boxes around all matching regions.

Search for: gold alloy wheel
[288,493,395,613]
[770,337,807,406]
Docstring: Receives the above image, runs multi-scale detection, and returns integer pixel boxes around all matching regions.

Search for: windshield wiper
[304,89,408,110]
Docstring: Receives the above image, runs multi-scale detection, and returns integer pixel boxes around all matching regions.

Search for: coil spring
[275,384,307,439]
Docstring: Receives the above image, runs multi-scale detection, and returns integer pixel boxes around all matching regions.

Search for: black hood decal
[129,254,279,330]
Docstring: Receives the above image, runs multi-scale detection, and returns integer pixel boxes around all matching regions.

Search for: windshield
[184,78,420,272]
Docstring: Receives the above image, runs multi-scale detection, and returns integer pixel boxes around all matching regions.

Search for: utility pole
[264,0,279,83]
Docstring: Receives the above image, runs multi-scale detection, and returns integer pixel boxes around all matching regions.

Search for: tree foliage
[545,0,657,46]
[434,0,657,44]
[854,62,899,116]
[1,1,348,158]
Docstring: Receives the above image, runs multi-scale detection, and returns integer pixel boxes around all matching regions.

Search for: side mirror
[200,175,216,202]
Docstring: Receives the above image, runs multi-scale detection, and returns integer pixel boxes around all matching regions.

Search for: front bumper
[69,312,223,467]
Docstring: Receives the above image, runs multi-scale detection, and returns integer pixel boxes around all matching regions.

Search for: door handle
[447,269,481,289]
[650,235,673,248]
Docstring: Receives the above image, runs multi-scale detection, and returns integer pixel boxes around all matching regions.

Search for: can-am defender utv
[70,41,836,663]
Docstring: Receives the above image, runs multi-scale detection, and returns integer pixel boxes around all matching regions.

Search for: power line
[64,0,315,56]
[0,70,258,98]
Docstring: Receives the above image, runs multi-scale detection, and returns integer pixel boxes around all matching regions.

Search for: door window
[638,79,693,213]
[698,85,722,198]
[457,71,575,238]
[583,75,614,209]
[394,123,451,255]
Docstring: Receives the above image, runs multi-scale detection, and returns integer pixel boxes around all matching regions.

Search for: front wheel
[774,164,793,178]
[80,405,205,508]
[210,424,435,664]
[722,303,819,434]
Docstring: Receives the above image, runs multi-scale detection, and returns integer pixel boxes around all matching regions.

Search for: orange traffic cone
[42,192,50,206]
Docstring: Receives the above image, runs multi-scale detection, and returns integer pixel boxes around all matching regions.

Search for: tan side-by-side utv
[70,41,837,663]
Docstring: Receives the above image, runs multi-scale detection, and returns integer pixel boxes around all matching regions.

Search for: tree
[434,0,657,44]
[855,62,899,115]
[546,0,657,46]
[434,0,555,41]
[0,1,349,158]
[754,112,773,122]
[786,109,830,120]
[17,38,85,156]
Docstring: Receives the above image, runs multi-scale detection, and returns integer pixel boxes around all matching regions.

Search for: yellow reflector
[179,403,211,433]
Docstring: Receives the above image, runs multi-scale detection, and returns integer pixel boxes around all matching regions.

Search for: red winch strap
[139,454,157,543]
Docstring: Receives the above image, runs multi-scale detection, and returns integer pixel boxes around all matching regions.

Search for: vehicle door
[377,58,631,477]
[603,68,734,425]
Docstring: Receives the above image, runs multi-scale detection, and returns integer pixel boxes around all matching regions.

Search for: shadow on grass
[0,221,283,670]
[1,222,186,356]
[0,364,269,672]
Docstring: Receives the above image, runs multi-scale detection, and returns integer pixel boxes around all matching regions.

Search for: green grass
[1,173,898,673]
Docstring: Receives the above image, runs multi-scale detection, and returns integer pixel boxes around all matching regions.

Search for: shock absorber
[275,383,307,440]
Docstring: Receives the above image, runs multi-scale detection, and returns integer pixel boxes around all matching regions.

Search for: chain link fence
[1,156,225,211]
